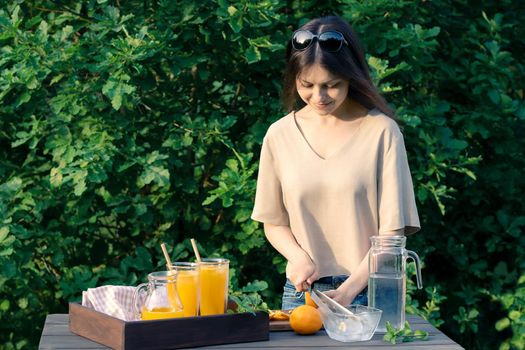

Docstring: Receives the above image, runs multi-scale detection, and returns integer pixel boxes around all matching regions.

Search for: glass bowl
[320,304,382,342]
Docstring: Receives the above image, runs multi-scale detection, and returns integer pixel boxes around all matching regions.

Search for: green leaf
[0,235,15,248]
[225,159,238,172]
[202,194,218,206]
[14,91,31,107]
[102,74,136,110]
[495,317,510,331]
[221,194,233,207]
[518,275,525,285]
[383,332,396,344]
[240,280,268,293]
[494,262,508,276]
[413,329,429,340]
[17,298,28,309]
[37,20,48,39]
[0,227,9,243]
[50,74,65,86]
[509,310,520,321]
[468,308,479,319]
[245,46,261,64]
[50,168,63,188]
[0,247,14,256]
[137,166,170,188]
[229,13,243,33]
[488,90,500,104]
[227,6,238,16]
[74,178,87,196]
[0,300,9,312]
[446,139,468,151]
[427,26,440,37]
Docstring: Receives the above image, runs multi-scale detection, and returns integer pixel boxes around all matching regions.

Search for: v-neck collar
[291,110,370,161]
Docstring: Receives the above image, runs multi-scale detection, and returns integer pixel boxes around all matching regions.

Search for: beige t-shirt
[251,109,420,278]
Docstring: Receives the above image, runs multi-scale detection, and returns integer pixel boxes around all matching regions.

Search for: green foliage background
[0,0,524,349]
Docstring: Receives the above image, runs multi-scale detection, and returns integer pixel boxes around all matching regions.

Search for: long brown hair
[283,16,394,118]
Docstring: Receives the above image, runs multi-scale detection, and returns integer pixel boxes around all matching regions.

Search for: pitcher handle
[132,283,148,320]
[407,250,423,289]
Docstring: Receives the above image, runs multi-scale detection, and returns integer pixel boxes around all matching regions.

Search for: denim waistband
[314,275,349,286]
[312,275,368,296]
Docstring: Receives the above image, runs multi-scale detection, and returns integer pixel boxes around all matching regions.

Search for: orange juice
[141,306,184,320]
[138,271,184,320]
[170,263,200,317]
[199,258,229,315]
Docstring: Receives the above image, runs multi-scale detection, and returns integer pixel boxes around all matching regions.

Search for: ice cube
[342,314,363,334]
[359,312,376,332]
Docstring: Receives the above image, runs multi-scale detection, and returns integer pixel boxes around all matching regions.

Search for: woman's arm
[264,223,320,292]
[324,229,402,305]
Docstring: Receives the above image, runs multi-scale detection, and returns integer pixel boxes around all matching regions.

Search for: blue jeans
[281,275,368,310]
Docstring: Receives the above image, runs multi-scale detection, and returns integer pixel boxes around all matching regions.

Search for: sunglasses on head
[292,29,349,52]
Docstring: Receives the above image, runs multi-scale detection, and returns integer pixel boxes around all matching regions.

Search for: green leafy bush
[0,1,523,349]
[493,275,525,350]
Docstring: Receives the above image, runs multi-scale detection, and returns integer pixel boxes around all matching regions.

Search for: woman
[251,16,420,310]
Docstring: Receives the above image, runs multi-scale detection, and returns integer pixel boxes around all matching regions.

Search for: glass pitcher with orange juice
[133,271,184,320]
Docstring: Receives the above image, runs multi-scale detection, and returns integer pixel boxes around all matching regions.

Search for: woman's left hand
[323,286,355,307]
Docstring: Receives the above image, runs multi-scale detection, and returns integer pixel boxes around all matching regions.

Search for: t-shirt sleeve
[251,135,290,226]
[378,127,421,235]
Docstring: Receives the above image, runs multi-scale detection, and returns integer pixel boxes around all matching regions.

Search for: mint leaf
[383,321,429,344]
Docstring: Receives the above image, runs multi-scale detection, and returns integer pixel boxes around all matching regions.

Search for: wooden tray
[68,303,268,350]
[269,319,292,331]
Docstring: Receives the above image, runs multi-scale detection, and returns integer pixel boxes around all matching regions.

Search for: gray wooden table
[39,314,464,349]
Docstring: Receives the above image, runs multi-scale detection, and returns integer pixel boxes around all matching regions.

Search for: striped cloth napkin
[82,286,139,321]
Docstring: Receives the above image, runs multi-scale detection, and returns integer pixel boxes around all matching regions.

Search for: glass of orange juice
[170,262,200,317]
[133,271,185,320]
[199,258,229,316]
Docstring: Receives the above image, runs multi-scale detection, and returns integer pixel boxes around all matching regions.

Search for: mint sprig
[383,321,429,344]
[227,280,269,315]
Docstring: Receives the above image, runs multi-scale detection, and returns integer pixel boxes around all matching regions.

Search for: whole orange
[304,291,317,308]
[289,305,323,335]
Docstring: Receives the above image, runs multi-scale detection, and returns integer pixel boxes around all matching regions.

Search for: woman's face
[296,64,350,116]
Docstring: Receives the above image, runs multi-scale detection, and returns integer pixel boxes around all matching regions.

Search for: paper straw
[190,238,202,263]
[160,243,174,271]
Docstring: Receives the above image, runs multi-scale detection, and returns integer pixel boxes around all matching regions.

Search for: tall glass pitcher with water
[368,235,422,332]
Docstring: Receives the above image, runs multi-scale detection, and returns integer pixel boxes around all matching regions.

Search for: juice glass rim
[170,262,199,270]
[199,258,229,265]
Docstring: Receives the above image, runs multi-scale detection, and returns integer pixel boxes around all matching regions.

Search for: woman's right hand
[262,223,319,291]
[287,251,319,292]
